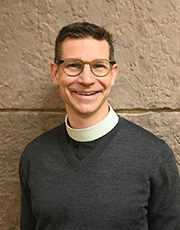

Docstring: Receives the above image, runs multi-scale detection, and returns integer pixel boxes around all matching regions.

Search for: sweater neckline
[59,117,121,172]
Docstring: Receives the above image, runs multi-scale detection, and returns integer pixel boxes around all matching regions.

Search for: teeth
[77,92,96,96]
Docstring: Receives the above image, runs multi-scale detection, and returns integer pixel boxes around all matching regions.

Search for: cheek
[59,77,74,94]
[100,77,113,89]
[59,75,70,87]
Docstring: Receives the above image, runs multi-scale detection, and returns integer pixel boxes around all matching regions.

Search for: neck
[65,105,119,142]
[66,104,109,129]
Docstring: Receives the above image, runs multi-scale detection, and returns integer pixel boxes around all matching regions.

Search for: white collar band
[65,105,119,142]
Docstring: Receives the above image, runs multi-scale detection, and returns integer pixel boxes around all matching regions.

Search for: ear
[111,63,118,87]
[50,62,60,85]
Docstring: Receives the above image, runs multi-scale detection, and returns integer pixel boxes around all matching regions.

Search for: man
[19,22,180,230]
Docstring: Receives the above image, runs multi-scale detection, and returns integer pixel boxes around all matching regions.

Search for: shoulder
[119,116,164,144]
[21,123,65,160]
[116,117,178,178]
[117,116,174,159]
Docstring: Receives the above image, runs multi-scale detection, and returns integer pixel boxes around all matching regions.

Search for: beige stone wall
[1,0,180,229]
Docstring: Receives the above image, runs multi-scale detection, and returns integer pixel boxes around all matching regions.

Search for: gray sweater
[19,117,180,230]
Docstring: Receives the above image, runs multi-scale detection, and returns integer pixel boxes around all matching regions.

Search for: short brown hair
[54,22,115,61]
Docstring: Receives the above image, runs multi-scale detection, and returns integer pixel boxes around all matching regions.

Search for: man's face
[51,37,118,126]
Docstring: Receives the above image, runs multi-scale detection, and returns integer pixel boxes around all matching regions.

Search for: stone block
[0,111,179,229]
[1,0,180,110]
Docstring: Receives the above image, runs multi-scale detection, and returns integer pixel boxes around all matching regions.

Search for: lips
[76,91,97,96]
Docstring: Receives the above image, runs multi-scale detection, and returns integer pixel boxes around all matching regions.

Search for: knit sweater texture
[19,117,180,230]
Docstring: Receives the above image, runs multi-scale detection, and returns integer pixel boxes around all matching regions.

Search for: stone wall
[1,0,180,229]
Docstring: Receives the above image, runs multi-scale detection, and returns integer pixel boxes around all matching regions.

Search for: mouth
[76,91,98,96]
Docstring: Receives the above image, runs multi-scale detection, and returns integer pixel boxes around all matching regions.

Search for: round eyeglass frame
[54,58,116,77]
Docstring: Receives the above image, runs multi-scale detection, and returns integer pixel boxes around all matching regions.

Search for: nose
[77,64,96,85]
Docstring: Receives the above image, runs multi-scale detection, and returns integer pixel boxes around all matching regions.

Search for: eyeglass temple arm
[109,61,116,65]
[54,60,64,64]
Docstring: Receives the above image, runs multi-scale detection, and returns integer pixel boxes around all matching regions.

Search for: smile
[76,92,97,96]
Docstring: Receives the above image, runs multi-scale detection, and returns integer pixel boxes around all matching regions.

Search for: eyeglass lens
[63,59,111,76]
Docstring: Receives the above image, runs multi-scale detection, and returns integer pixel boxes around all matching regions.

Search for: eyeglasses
[54,58,116,77]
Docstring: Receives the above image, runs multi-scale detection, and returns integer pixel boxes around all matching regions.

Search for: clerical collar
[65,105,119,142]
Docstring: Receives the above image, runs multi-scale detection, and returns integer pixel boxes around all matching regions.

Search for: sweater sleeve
[19,152,36,230]
[148,143,180,230]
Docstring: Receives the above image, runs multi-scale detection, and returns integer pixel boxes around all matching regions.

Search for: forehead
[61,37,109,60]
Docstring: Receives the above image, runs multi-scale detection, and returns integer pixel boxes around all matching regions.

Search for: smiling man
[50,36,118,129]
[19,22,180,230]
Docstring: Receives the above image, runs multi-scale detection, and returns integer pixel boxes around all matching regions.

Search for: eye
[92,62,108,70]
[94,64,105,69]
[64,60,82,70]
[67,63,81,69]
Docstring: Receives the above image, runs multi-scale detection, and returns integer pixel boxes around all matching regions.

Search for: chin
[73,104,97,114]
[77,107,96,115]
[77,103,108,117]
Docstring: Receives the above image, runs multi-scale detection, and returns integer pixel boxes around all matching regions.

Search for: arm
[148,144,180,230]
[19,153,36,230]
